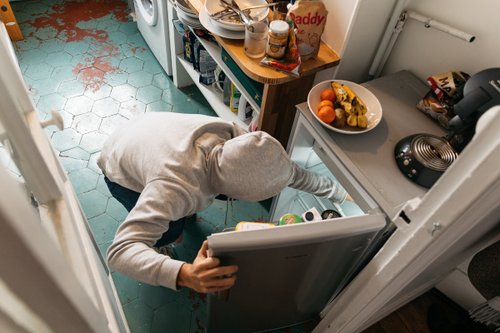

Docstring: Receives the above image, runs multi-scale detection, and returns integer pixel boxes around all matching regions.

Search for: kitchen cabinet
[306,76,500,332]
[208,70,430,329]
[276,71,446,221]
[168,0,341,147]
[204,70,500,333]
[205,70,444,333]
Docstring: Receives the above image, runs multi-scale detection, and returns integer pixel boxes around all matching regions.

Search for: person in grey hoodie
[98,112,347,294]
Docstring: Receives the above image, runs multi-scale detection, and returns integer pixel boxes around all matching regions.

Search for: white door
[0,23,129,333]
[315,105,500,333]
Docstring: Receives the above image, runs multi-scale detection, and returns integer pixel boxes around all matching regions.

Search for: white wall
[316,0,397,84]
[382,0,500,81]
[330,0,396,83]
[320,1,359,56]
[314,0,360,84]
[320,0,500,83]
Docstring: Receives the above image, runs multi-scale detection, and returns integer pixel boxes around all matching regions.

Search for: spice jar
[265,20,289,59]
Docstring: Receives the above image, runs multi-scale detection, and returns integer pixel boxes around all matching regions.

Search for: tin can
[321,209,342,220]
[265,20,289,59]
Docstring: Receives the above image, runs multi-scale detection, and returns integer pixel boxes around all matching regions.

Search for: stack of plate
[199,0,269,40]
[175,0,204,29]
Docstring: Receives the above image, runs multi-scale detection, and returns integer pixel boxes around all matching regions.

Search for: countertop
[296,70,446,219]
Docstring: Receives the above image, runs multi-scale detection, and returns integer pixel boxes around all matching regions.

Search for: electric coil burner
[395,134,458,188]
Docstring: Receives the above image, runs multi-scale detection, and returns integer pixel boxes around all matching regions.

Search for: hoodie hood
[209,131,293,202]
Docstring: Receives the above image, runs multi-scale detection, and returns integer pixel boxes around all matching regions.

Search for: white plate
[307,80,383,134]
[204,0,269,32]
[176,0,196,15]
[177,9,204,28]
[199,6,245,40]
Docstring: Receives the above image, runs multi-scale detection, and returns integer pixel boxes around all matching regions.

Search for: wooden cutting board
[0,0,23,41]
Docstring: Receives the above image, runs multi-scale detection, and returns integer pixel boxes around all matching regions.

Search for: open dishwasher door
[206,213,385,333]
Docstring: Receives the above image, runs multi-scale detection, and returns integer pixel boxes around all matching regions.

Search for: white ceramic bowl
[177,8,203,28]
[199,6,245,39]
[307,80,383,134]
[204,0,269,32]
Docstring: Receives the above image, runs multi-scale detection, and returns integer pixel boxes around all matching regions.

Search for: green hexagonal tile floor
[11,0,278,332]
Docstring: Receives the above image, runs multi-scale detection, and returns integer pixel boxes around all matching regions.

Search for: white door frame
[0,166,110,332]
[0,22,129,333]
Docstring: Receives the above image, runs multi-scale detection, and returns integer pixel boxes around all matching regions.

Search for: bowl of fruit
[307,80,383,134]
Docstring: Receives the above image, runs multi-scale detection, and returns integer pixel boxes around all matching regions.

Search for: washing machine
[134,0,173,75]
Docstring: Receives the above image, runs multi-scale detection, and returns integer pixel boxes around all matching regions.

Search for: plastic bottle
[222,75,231,106]
[237,95,253,121]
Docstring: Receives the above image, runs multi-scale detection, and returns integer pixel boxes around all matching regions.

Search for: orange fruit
[318,100,334,109]
[320,88,336,102]
[317,105,335,123]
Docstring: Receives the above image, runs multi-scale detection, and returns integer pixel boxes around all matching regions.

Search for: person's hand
[330,193,352,205]
[177,240,238,293]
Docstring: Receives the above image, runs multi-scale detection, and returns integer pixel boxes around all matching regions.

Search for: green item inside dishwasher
[279,213,303,225]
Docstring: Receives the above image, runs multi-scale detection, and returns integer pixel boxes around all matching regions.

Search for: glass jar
[272,2,289,21]
[265,20,289,59]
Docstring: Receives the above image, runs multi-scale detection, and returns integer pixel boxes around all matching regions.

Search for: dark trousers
[104,177,186,247]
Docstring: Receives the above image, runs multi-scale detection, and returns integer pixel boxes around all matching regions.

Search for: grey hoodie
[98,112,346,290]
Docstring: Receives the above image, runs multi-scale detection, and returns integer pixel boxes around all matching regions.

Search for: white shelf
[168,0,258,130]
[192,35,261,113]
[177,55,250,129]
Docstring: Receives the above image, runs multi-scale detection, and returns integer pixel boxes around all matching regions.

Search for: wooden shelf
[186,0,340,85]
[177,55,250,129]
[215,38,340,85]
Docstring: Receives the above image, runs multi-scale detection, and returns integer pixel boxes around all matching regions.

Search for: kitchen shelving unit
[173,26,257,128]
[167,0,341,146]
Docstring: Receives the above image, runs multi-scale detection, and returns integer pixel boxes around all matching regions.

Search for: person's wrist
[177,263,192,288]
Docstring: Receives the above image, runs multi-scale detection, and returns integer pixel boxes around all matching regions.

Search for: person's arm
[287,162,348,203]
[106,180,203,290]
[177,241,238,293]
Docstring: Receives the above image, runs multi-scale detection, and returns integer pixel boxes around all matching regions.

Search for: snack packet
[416,70,470,129]
[427,71,470,101]
[288,0,328,61]
[260,19,301,76]
[416,91,455,128]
